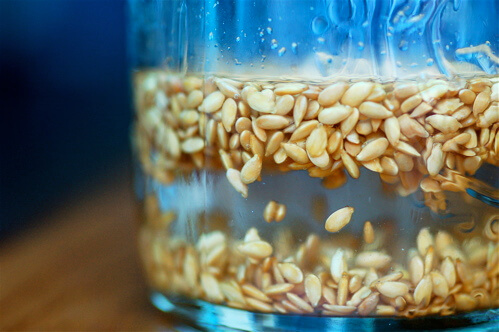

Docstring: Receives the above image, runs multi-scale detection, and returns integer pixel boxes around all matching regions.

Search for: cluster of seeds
[134,71,498,214]
[263,201,287,223]
[133,70,498,317]
[139,195,498,317]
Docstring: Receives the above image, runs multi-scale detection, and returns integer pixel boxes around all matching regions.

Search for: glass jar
[129,0,498,330]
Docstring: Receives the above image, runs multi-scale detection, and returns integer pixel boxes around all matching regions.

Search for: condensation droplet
[270,39,278,50]
[358,41,365,50]
[317,37,325,44]
[328,1,351,24]
[312,16,329,35]
[291,42,298,54]
[278,47,286,56]
[399,40,408,51]
[208,32,214,40]
[315,52,334,76]
[426,58,434,66]
[236,37,240,42]
[266,27,273,34]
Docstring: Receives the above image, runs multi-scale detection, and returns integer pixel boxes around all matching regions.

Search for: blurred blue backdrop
[0,0,129,235]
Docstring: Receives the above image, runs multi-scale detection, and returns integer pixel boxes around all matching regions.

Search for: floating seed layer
[133,71,498,317]
[134,72,498,213]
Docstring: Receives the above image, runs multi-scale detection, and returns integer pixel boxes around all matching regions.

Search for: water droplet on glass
[261,55,267,63]
[396,61,402,68]
[270,39,278,50]
[315,52,335,76]
[291,42,298,54]
[236,37,240,42]
[312,16,329,35]
[317,37,325,44]
[410,62,418,67]
[328,1,351,24]
[208,32,214,40]
[426,58,434,66]
[358,41,365,50]
[278,47,286,56]
[398,40,408,51]
[266,27,273,34]
[267,17,272,22]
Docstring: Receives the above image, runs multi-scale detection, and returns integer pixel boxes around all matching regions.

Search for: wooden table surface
[0,171,189,331]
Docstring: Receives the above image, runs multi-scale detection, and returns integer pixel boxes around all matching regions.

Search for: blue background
[0,0,130,235]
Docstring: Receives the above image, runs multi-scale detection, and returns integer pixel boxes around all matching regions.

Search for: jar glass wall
[129,0,498,330]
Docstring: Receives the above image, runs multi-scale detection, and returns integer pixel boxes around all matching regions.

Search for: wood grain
[0,172,182,331]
